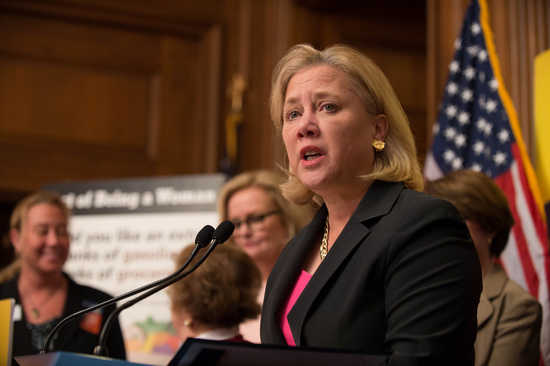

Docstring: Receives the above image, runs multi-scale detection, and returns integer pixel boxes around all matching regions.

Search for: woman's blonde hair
[270,44,423,204]
[10,191,69,232]
[218,170,314,237]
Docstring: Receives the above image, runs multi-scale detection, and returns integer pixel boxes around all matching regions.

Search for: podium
[15,341,387,366]
[168,338,387,366]
[14,352,151,366]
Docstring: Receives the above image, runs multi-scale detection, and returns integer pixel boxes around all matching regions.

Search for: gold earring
[183,319,192,327]
[372,140,385,152]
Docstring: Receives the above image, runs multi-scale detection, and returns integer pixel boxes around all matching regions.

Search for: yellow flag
[0,298,15,366]
[535,50,550,212]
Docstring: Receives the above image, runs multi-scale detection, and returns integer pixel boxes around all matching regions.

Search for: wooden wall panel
[0,0,431,195]
[0,0,222,192]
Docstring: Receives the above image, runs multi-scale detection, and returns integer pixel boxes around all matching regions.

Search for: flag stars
[444,149,456,162]
[479,96,487,109]
[498,129,510,143]
[473,141,485,155]
[483,123,493,136]
[467,46,479,56]
[486,99,497,113]
[454,134,467,148]
[450,61,460,73]
[447,82,459,95]
[489,78,498,90]
[446,105,458,118]
[471,163,482,172]
[461,89,473,102]
[464,67,476,80]
[452,157,464,170]
[493,151,507,166]
[458,111,470,125]
[478,50,487,61]
[444,127,457,140]
[471,22,481,35]
[477,118,487,131]
[454,39,462,50]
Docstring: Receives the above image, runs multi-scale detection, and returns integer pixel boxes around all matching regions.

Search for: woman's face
[227,186,289,264]
[11,203,70,275]
[282,64,387,194]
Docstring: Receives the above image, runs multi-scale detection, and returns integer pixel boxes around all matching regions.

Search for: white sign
[47,175,225,364]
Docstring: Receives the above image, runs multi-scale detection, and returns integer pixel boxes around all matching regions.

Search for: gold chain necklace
[21,284,61,319]
[320,217,329,260]
[26,289,58,319]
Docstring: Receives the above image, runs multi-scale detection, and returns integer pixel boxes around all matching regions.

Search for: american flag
[424,0,550,363]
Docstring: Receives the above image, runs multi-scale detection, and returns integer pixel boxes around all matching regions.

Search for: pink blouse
[279,270,312,346]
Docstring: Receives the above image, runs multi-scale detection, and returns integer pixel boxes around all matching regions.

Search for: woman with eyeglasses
[217,170,315,342]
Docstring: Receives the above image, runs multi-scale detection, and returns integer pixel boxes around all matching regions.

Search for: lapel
[262,206,326,344]
[54,274,83,349]
[477,265,507,328]
[287,181,404,345]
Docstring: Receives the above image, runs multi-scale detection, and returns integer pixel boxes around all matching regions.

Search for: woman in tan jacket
[426,170,541,366]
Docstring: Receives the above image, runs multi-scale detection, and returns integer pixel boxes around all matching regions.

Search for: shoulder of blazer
[355,181,463,236]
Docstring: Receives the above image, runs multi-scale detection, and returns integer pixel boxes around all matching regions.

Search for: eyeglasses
[231,210,281,230]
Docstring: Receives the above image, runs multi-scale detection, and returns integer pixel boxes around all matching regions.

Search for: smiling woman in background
[217,170,314,342]
[0,191,126,358]
[259,44,482,365]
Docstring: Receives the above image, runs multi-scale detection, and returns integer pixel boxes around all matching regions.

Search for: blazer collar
[262,205,325,344]
[287,180,405,345]
[482,264,508,299]
[477,265,507,327]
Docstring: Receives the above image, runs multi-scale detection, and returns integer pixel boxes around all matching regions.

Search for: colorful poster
[46,174,225,365]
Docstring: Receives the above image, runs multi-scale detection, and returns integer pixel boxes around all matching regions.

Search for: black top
[261,180,482,366]
[0,272,126,359]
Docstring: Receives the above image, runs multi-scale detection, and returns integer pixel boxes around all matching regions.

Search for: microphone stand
[41,225,214,354]
[93,220,235,356]
[94,238,217,355]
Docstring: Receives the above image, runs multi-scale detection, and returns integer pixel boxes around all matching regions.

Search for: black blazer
[0,272,126,359]
[261,181,482,365]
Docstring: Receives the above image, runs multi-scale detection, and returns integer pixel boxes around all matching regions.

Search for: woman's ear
[373,114,389,141]
[10,228,21,254]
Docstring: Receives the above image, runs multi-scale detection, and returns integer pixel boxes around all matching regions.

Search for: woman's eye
[321,103,337,112]
[286,110,300,121]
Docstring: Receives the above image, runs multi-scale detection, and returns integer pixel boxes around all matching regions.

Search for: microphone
[93,220,235,356]
[41,224,215,354]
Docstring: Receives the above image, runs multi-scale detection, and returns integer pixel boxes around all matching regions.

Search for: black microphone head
[213,220,235,244]
[195,225,215,248]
